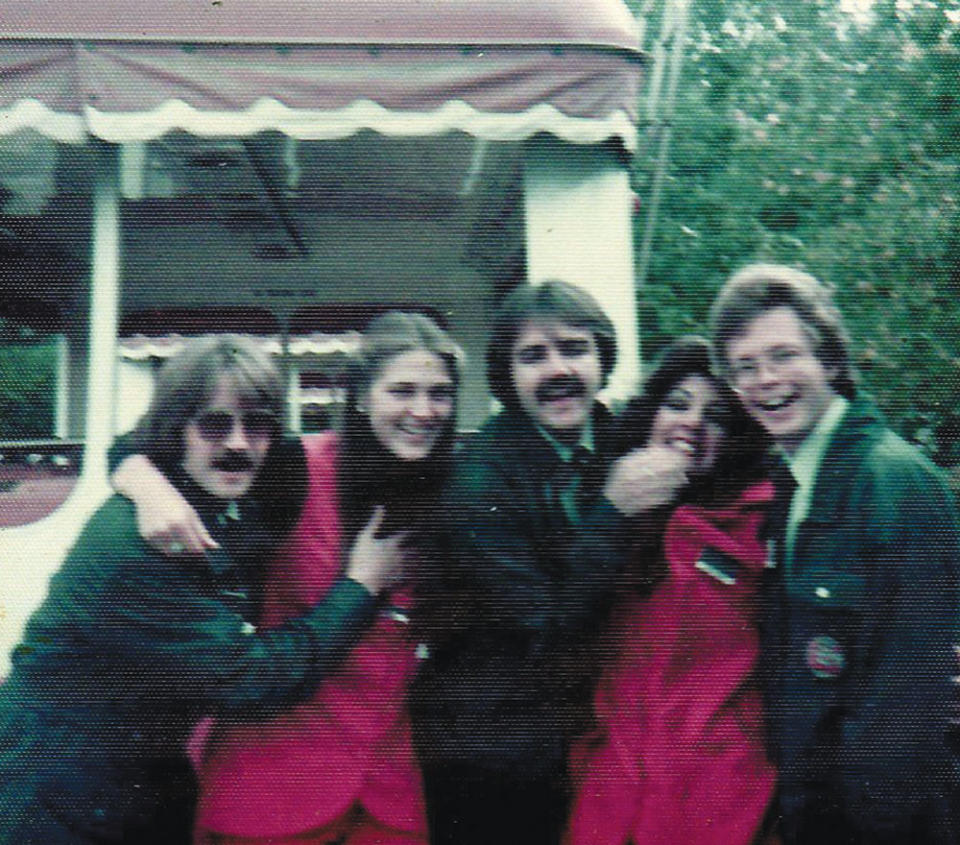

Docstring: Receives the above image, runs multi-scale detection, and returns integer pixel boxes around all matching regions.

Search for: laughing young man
[412,280,688,845]
[710,264,960,844]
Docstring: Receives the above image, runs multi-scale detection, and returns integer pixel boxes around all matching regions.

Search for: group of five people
[0,263,957,845]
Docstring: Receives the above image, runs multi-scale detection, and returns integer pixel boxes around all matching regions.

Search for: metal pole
[636,0,690,294]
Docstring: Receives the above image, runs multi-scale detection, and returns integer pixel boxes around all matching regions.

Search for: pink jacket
[194,432,427,838]
[566,481,777,845]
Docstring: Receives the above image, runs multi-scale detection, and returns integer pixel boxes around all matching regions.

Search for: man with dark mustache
[412,281,688,845]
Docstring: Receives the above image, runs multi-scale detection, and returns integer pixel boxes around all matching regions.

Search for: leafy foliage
[629,0,960,465]
[0,321,55,440]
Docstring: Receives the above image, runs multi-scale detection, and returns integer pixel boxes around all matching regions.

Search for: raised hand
[603,445,689,516]
[345,506,410,595]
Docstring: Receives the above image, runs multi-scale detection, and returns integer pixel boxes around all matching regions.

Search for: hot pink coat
[194,432,427,839]
[566,481,777,845]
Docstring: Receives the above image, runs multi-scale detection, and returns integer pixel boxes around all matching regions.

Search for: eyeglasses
[729,346,810,388]
[191,409,279,442]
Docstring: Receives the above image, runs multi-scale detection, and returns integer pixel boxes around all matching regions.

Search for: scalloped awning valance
[0,0,646,149]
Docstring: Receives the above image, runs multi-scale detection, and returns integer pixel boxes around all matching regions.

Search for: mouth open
[397,429,436,444]
[536,378,586,404]
[756,392,799,414]
[213,454,255,473]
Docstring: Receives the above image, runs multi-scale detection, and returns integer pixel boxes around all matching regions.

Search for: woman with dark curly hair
[565,336,777,845]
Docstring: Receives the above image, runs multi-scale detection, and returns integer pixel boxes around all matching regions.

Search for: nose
[755,359,781,386]
[223,418,251,450]
[545,347,574,376]
[408,391,435,418]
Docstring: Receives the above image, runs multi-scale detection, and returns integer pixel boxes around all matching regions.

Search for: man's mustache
[535,376,586,403]
[212,452,255,472]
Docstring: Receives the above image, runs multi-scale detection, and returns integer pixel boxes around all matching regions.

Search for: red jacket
[194,432,427,838]
[566,481,776,845]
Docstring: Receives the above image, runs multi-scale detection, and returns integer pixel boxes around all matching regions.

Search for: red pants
[200,803,427,845]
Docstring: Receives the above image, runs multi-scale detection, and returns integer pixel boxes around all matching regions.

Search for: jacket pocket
[786,566,866,610]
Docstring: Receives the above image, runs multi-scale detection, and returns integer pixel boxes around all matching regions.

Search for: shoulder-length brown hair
[338,311,464,537]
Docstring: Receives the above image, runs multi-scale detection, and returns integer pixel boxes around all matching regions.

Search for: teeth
[541,386,580,400]
[670,439,696,455]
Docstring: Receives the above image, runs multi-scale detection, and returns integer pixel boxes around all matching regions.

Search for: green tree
[0,320,56,440]
[630,0,960,464]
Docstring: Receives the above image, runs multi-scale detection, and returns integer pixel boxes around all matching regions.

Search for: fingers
[382,530,412,550]
[346,508,414,594]
[603,447,690,516]
[360,506,410,547]
[141,511,219,557]
[361,505,387,537]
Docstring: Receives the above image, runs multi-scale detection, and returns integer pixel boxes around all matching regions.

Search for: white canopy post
[83,142,122,488]
[523,135,639,402]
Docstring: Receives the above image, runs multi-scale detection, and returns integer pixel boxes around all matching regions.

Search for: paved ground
[0,466,79,527]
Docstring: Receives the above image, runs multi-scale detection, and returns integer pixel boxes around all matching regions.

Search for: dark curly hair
[615,336,769,502]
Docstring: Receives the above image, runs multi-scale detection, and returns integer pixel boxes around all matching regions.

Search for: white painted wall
[524,136,639,403]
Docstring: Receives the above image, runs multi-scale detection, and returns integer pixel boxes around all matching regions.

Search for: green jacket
[412,405,634,776]
[762,397,960,842]
[0,483,375,843]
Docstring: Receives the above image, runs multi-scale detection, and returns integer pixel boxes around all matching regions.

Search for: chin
[540,408,585,430]
[395,446,432,462]
[212,477,255,499]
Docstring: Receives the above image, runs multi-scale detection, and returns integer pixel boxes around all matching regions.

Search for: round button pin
[806,635,845,679]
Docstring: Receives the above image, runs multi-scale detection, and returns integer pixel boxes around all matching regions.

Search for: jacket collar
[485,402,618,469]
[801,394,887,523]
[168,467,267,575]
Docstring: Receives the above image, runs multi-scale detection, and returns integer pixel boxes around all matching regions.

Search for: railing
[0,440,83,527]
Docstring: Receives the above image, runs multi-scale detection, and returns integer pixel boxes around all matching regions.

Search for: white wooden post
[85,143,122,486]
[523,136,639,402]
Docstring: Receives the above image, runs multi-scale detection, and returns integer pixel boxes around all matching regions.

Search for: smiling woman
[362,348,455,463]
[565,336,775,845]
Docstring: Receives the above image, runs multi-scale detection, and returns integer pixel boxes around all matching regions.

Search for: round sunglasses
[190,409,279,442]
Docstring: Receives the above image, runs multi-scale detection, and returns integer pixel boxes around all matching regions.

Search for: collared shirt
[535,418,596,462]
[783,395,849,569]
[536,419,596,525]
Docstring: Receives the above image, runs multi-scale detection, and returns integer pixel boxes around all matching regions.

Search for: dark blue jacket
[411,404,634,778]
[761,397,960,842]
[0,480,376,844]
